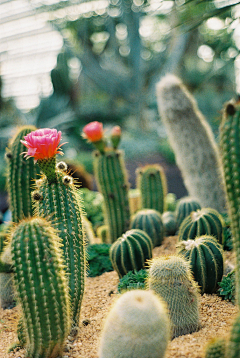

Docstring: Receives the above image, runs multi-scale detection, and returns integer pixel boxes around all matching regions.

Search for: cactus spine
[94,150,131,243]
[130,209,165,247]
[147,255,200,338]
[109,229,153,278]
[175,196,201,230]
[136,164,167,214]
[5,125,40,223]
[33,164,86,329]
[11,217,70,358]
[178,208,224,244]
[99,289,170,358]
[177,235,224,294]
[156,74,227,212]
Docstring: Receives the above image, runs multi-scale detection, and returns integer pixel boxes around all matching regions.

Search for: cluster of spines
[11,217,70,358]
[136,164,167,214]
[109,229,153,278]
[94,150,131,243]
[177,235,224,294]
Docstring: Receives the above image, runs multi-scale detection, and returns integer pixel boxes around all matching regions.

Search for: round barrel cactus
[178,208,224,244]
[109,229,153,278]
[175,196,201,229]
[130,209,165,247]
[177,235,224,294]
[162,211,177,236]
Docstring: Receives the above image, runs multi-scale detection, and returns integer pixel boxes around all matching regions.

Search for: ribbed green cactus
[156,74,227,212]
[130,209,165,247]
[109,229,153,278]
[175,196,201,230]
[0,243,14,309]
[11,217,70,358]
[227,312,240,358]
[162,211,177,236]
[178,208,224,244]
[99,289,170,358]
[136,164,167,214]
[33,163,86,329]
[205,337,227,358]
[5,125,40,223]
[94,150,131,243]
[147,254,200,338]
[177,235,224,294]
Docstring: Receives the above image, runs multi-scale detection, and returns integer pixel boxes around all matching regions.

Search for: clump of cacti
[83,122,131,243]
[109,229,153,278]
[178,208,224,245]
[177,235,224,294]
[147,254,200,338]
[11,217,70,358]
[175,196,201,230]
[21,128,86,330]
[136,164,167,214]
[156,74,227,212]
[130,209,165,247]
[98,289,170,358]
[5,125,41,223]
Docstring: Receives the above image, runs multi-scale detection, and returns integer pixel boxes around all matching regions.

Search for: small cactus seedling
[5,125,41,223]
[204,337,227,358]
[175,196,201,230]
[147,254,200,338]
[178,208,224,245]
[136,164,167,214]
[99,289,170,358]
[11,217,70,358]
[130,209,165,247]
[177,235,224,294]
[109,229,153,278]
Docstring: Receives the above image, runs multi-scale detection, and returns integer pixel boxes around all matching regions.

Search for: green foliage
[86,244,113,277]
[118,269,148,293]
[80,188,104,231]
[217,270,235,304]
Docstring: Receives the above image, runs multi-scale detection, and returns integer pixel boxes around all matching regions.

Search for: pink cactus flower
[21,128,65,161]
[111,125,121,137]
[82,121,104,143]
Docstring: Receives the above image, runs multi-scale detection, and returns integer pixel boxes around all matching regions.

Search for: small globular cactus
[178,208,224,245]
[175,196,201,230]
[162,211,177,236]
[177,235,224,294]
[11,217,70,358]
[204,337,227,358]
[136,164,167,214]
[130,209,165,247]
[109,229,153,278]
[98,289,170,358]
[147,254,200,338]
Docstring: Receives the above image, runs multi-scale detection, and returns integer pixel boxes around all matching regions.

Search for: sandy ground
[0,236,238,358]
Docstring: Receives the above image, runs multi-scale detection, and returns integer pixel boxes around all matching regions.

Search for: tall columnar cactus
[109,229,153,278]
[11,217,70,358]
[147,255,200,338]
[136,164,167,214]
[5,125,41,223]
[175,196,201,230]
[21,128,86,330]
[177,235,224,294]
[83,121,131,243]
[156,74,227,212]
[178,208,224,245]
[99,289,170,358]
[130,209,165,247]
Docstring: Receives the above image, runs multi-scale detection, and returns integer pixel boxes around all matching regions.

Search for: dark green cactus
[33,162,86,329]
[177,235,224,294]
[109,229,153,278]
[136,164,167,214]
[205,337,227,358]
[227,312,240,358]
[11,217,70,358]
[94,150,131,243]
[147,254,200,338]
[162,211,177,236]
[130,209,165,247]
[175,196,201,229]
[5,125,40,223]
[178,208,224,244]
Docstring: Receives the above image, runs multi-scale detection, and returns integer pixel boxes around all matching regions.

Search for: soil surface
[0,236,237,358]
